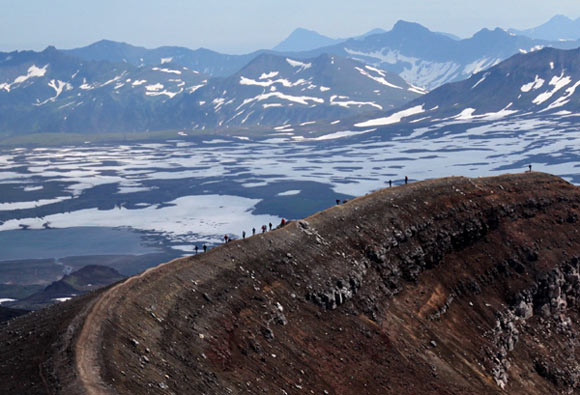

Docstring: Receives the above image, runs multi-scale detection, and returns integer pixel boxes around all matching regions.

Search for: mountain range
[2,17,580,137]
[168,52,424,130]
[64,20,580,91]
[0,46,208,134]
[350,46,580,130]
[0,47,423,135]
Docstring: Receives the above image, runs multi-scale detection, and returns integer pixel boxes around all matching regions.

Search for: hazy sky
[1,0,580,53]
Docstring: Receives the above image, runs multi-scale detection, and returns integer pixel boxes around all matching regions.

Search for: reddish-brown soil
[2,172,580,394]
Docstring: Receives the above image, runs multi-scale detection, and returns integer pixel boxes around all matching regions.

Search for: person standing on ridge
[203,244,207,253]
[224,234,229,243]
[262,225,267,233]
[336,199,340,205]
[242,231,246,239]
[389,180,392,187]
[269,222,272,231]
[195,245,198,255]
[405,176,408,185]
[280,218,286,227]
[528,164,532,172]
[252,227,256,236]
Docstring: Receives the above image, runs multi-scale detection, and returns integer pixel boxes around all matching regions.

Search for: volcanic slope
[2,173,580,394]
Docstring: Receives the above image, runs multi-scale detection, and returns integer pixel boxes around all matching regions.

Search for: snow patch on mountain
[521,75,545,92]
[0,64,48,92]
[146,83,164,92]
[472,72,490,89]
[455,108,477,120]
[239,76,307,88]
[259,71,279,79]
[408,84,428,95]
[240,91,324,107]
[161,57,173,64]
[15,64,48,84]
[35,80,73,105]
[463,58,501,75]
[286,58,312,71]
[345,48,461,90]
[355,105,425,127]
[330,95,382,110]
[152,67,181,75]
[355,66,402,89]
[533,73,572,105]
[187,84,205,93]
[543,80,580,111]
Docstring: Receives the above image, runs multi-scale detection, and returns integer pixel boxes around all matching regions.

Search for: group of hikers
[193,218,287,253]
[194,165,535,255]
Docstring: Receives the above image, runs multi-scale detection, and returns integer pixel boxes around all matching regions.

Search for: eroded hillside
[2,173,580,394]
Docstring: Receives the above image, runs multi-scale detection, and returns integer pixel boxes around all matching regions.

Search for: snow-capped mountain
[509,15,580,41]
[166,53,425,129]
[0,48,424,135]
[64,22,580,92]
[350,47,580,129]
[303,21,580,91]
[0,46,208,134]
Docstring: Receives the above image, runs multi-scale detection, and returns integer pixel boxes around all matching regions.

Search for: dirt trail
[74,256,194,394]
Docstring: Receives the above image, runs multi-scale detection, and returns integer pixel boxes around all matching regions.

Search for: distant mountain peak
[549,14,573,23]
[509,14,580,41]
[273,28,343,52]
[391,20,431,34]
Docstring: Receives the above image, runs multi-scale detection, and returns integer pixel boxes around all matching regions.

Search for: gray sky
[1,0,580,53]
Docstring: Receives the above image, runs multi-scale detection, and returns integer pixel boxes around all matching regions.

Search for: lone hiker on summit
[405,176,408,185]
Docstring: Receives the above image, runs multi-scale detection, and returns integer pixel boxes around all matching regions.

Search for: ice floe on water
[1,113,579,249]
[0,195,280,245]
[277,190,301,196]
[0,196,71,211]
